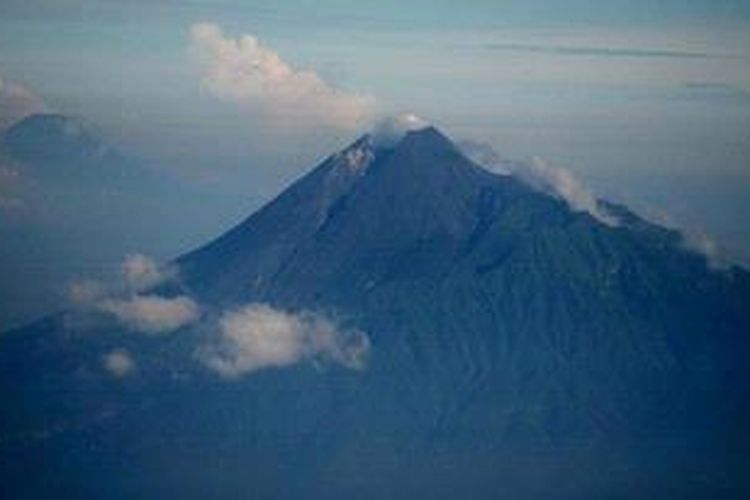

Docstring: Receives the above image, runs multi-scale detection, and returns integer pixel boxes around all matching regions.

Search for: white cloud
[67,253,198,333]
[199,303,370,378]
[370,113,429,148]
[98,294,200,334]
[521,156,618,226]
[0,77,47,132]
[67,253,176,306]
[459,140,617,226]
[68,256,371,377]
[190,22,373,129]
[121,253,174,291]
[102,349,136,378]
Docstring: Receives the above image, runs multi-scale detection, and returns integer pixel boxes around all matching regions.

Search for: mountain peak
[370,113,430,148]
[2,113,106,164]
[329,120,456,178]
[4,113,87,140]
[7,111,750,499]
[398,125,455,152]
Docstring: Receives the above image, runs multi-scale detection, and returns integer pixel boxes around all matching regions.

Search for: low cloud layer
[102,349,137,378]
[69,255,370,379]
[199,303,370,378]
[460,140,617,226]
[190,22,372,129]
[0,77,47,132]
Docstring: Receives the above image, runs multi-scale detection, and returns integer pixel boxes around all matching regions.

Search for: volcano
[2,124,750,499]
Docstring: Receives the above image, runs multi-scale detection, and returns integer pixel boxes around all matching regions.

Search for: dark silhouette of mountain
[1,113,151,186]
[2,126,750,499]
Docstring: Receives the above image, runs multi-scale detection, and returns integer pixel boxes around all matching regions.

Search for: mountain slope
[178,126,750,436]
[2,125,750,499]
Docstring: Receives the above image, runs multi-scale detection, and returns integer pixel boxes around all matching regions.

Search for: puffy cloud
[102,349,136,378]
[199,303,370,378]
[0,77,47,132]
[459,140,617,226]
[67,253,178,307]
[67,253,199,335]
[121,253,174,291]
[67,254,177,306]
[370,113,429,148]
[190,22,372,129]
[98,294,200,334]
[65,252,201,334]
[68,255,369,375]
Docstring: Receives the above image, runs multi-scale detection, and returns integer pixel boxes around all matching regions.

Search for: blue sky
[1,0,749,326]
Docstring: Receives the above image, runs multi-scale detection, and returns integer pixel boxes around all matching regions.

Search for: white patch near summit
[371,113,429,148]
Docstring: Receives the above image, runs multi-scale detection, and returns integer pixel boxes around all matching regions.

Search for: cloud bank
[199,303,370,378]
[190,22,372,129]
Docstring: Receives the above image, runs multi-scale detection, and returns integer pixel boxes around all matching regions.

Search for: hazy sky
[1,0,749,326]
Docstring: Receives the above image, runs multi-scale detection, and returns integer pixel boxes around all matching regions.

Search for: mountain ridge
[2,123,750,499]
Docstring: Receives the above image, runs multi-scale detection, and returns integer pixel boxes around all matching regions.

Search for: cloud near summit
[190,22,373,129]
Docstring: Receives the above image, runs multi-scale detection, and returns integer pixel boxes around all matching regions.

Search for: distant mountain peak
[0,113,156,187]
[2,113,109,164]
[5,113,87,139]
